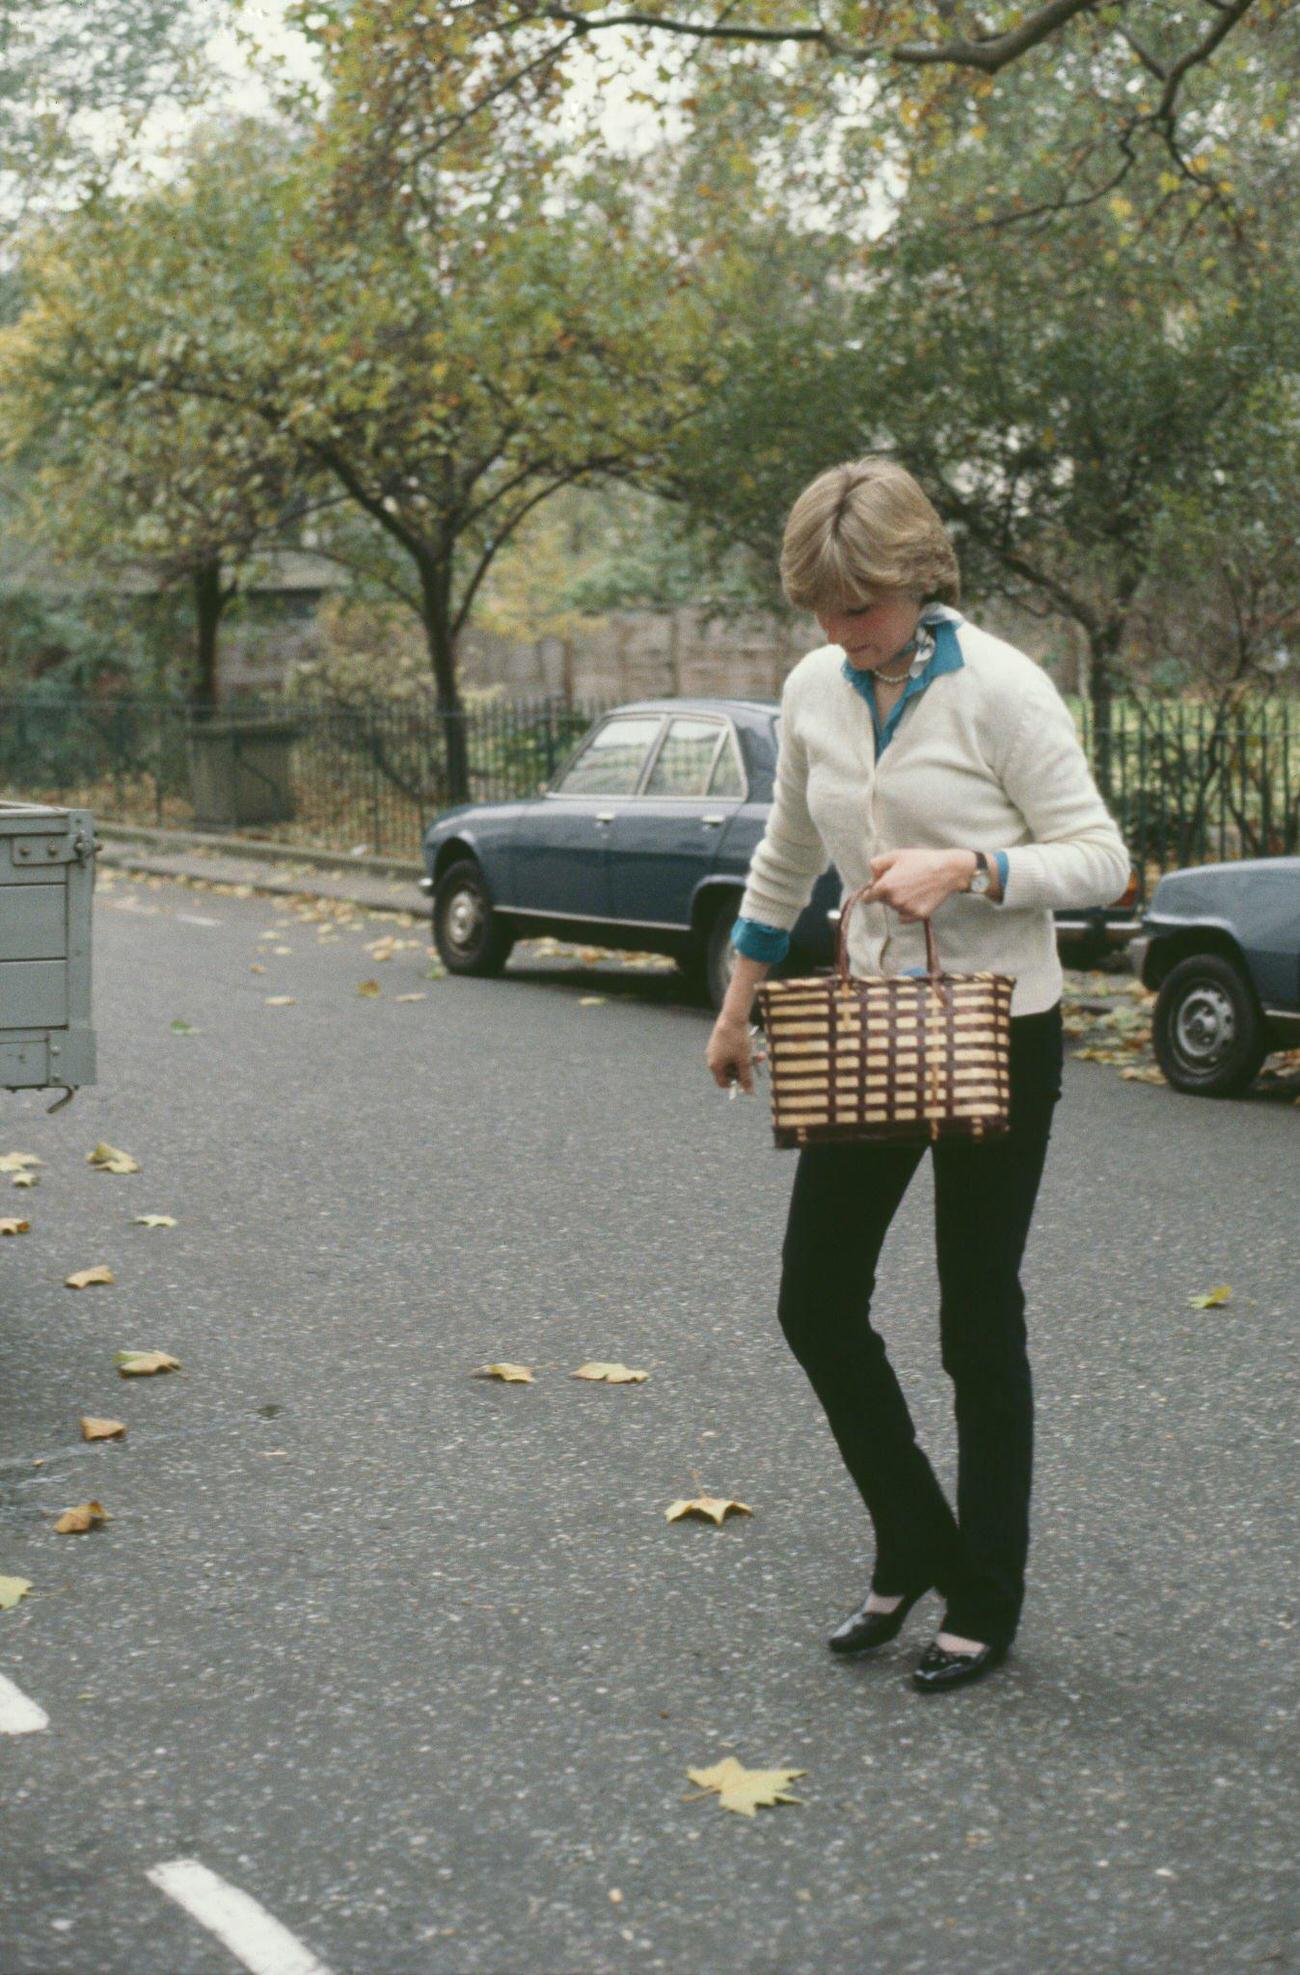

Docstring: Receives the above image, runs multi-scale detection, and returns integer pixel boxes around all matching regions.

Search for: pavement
[0,859,1296,1975]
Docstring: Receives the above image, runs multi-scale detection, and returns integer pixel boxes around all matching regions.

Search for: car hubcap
[1174,983,1235,1066]
[447,887,483,949]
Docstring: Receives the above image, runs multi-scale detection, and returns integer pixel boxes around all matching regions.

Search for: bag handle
[836,882,942,986]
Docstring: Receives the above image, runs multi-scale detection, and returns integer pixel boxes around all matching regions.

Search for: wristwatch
[967,851,992,895]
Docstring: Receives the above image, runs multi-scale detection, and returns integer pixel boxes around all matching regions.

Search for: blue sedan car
[420,696,1137,1010]
[1132,855,1300,1095]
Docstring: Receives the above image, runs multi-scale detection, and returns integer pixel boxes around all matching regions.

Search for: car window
[643,717,727,797]
[555,715,663,795]
[707,733,744,797]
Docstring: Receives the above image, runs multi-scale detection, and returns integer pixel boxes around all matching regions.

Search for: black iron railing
[2,689,1295,878]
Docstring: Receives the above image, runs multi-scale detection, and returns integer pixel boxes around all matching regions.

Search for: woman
[706,457,1130,1694]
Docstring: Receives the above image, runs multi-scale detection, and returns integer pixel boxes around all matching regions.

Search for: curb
[94,820,423,881]
[94,822,427,915]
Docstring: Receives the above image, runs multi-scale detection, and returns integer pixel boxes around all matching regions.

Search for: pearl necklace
[863,637,919,685]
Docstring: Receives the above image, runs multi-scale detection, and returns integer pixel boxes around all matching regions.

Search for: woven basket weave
[754,882,1015,1149]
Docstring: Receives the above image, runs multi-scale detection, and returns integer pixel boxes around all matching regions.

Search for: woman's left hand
[865,848,975,922]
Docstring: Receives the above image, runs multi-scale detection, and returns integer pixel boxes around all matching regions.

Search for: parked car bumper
[827,905,1142,951]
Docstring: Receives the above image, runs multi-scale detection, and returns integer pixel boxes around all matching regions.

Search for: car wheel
[1152,953,1268,1096]
[432,857,516,977]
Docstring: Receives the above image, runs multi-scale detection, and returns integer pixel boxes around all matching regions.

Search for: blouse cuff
[730,916,791,964]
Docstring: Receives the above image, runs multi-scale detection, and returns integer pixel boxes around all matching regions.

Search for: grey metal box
[0,801,97,1098]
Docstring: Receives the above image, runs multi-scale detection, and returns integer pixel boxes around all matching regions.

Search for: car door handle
[701,814,725,827]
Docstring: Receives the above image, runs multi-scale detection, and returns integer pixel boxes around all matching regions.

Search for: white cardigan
[736,614,1132,1016]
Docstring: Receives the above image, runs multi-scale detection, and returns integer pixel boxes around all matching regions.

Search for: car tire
[1152,952,1269,1097]
[431,857,516,977]
[703,904,743,1013]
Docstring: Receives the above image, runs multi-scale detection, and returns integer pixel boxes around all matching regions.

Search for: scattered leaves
[0,1576,32,1609]
[114,1349,181,1376]
[0,1152,43,1172]
[355,979,382,996]
[65,1265,114,1289]
[250,962,267,973]
[1119,1065,1165,1083]
[0,1217,30,1236]
[11,1171,37,1188]
[79,1417,126,1442]
[571,1361,648,1383]
[666,1495,752,1525]
[1188,1284,1232,1308]
[55,1500,109,1534]
[684,1756,806,1817]
[471,1362,535,1382]
[133,1214,176,1228]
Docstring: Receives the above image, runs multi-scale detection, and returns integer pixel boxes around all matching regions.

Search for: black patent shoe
[828,1583,933,1654]
[910,1637,1009,1692]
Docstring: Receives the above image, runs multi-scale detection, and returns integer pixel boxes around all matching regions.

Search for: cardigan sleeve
[987,673,1131,912]
[734,676,829,932]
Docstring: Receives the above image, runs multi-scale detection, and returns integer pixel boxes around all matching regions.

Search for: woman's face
[817,590,923,671]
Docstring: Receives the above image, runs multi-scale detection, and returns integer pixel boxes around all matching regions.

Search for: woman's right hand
[706,1012,757,1094]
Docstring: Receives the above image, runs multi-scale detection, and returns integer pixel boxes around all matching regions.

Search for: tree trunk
[1087,631,1120,806]
[417,554,470,804]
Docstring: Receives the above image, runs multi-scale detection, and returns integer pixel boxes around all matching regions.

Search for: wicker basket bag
[754,881,1015,1148]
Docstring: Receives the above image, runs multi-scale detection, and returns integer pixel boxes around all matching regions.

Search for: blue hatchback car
[420,696,1137,1010]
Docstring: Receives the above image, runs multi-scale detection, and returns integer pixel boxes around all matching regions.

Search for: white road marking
[0,1673,49,1734]
[146,1861,336,1975]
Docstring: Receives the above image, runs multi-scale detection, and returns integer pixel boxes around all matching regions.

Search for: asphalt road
[2,867,1296,1975]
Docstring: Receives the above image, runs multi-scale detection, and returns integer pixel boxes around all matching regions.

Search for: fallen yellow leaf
[55,1500,109,1534]
[1187,1285,1232,1309]
[79,1417,126,1442]
[65,1265,115,1289]
[0,1217,30,1235]
[579,995,607,1006]
[0,1575,32,1609]
[265,994,297,1006]
[11,1172,37,1188]
[666,1495,753,1525]
[0,1151,43,1172]
[133,1214,176,1228]
[250,962,267,973]
[395,992,426,1002]
[114,1350,181,1376]
[471,1362,535,1383]
[86,1142,140,1174]
[1119,1065,1165,1083]
[684,1756,806,1817]
[571,1361,648,1383]
[356,979,382,996]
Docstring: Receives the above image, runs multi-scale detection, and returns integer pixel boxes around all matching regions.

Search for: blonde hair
[780,457,960,613]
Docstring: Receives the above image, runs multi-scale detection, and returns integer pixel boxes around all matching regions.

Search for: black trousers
[776,1003,1064,1650]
